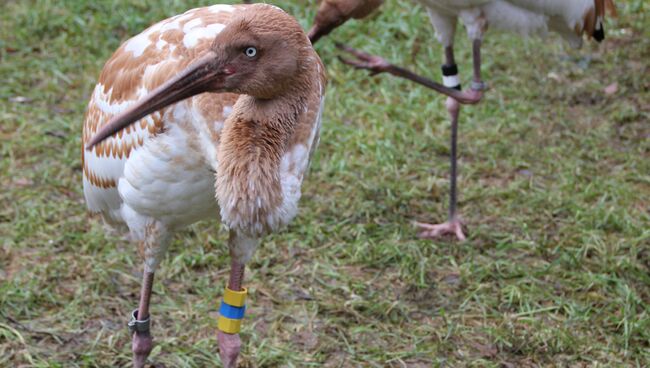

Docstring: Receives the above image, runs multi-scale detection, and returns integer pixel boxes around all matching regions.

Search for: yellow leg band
[223,287,247,307]
[218,316,243,334]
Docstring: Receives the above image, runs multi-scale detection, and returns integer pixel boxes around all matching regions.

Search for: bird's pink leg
[415,45,462,240]
[218,259,246,368]
[416,96,466,240]
[417,40,484,240]
[131,271,155,368]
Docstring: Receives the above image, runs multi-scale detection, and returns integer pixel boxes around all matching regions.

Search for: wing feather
[82,5,240,218]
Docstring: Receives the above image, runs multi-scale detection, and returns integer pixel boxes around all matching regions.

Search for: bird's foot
[129,309,153,368]
[336,43,392,76]
[218,331,241,368]
[415,218,466,241]
[132,331,153,368]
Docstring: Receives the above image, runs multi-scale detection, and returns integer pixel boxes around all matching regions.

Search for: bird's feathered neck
[214,58,321,237]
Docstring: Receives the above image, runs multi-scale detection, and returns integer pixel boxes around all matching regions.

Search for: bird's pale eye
[244,47,257,58]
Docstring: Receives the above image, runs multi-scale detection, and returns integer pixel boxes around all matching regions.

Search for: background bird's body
[418,0,610,48]
[310,0,612,47]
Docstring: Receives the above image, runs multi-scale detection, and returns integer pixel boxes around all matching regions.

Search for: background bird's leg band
[441,63,461,91]
[217,287,248,334]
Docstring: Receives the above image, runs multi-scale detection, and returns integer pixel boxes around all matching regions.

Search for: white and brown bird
[82,4,326,367]
[310,0,616,240]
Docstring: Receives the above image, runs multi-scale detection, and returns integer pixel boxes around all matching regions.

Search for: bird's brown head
[86,4,312,149]
[212,5,310,99]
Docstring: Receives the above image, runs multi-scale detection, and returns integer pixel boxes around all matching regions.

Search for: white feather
[418,0,595,46]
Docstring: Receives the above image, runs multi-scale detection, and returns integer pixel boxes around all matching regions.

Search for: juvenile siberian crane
[310,0,616,240]
[83,4,326,367]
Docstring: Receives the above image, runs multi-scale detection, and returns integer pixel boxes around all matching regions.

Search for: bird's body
[82,4,326,367]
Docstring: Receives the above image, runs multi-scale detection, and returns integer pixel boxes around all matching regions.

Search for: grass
[1,0,648,366]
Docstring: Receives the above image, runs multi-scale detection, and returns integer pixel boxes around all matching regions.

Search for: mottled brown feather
[82,6,245,185]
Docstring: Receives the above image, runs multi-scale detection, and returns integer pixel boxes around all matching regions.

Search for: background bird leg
[416,96,466,240]
[471,39,485,91]
[416,46,466,240]
[448,98,460,224]
[443,46,461,223]
[336,43,483,104]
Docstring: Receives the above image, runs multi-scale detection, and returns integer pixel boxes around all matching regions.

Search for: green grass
[1,0,648,366]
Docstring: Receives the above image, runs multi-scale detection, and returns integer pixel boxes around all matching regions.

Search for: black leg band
[441,64,461,91]
[441,64,458,76]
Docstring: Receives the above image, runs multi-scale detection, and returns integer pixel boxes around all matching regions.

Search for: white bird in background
[310,0,616,240]
[83,4,326,367]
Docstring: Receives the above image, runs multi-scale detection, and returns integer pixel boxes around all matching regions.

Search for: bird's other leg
[130,222,170,368]
[336,44,482,104]
[417,46,466,241]
[217,231,259,368]
[418,39,484,239]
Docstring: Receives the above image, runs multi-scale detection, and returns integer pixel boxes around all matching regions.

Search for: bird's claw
[336,43,391,76]
[415,219,466,241]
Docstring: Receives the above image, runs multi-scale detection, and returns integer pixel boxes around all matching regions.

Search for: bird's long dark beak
[308,1,345,45]
[86,51,223,149]
[308,24,332,44]
[308,18,345,45]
